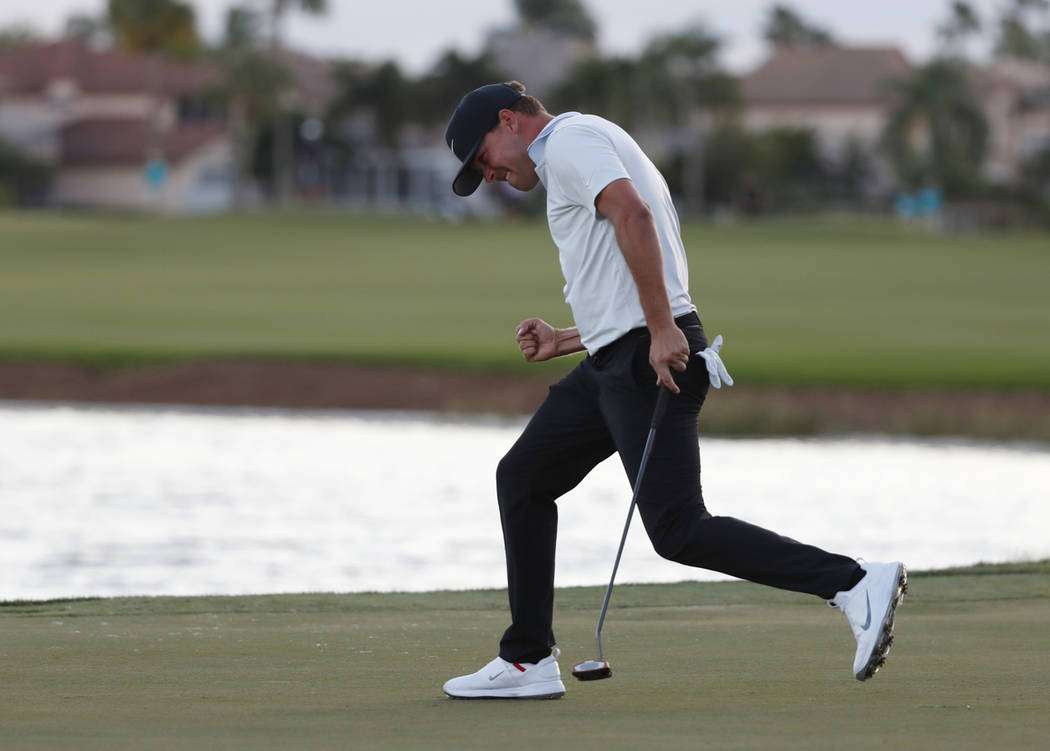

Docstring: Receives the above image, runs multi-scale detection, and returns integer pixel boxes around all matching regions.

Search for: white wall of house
[56,166,150,209]
[167,137,235,214]
[0,97,64,159]
[979,61,1050,184]
[0,90,162,162]
[55,136,235,214]
[743,104,886,155]
[741,104,898,195]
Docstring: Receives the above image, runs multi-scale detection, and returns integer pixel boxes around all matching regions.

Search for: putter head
[572,659,612,681]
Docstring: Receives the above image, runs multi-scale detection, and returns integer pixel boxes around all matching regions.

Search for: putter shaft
[595,387,670,661]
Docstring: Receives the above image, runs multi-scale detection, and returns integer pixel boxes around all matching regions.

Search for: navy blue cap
[444,83,524,196]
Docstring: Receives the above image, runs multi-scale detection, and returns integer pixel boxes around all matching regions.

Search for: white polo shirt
[527,112,695,354]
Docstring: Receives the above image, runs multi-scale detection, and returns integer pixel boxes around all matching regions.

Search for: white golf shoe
[829,561,908,681]
[443,648,566,699]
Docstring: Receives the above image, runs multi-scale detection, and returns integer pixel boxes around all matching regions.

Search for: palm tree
[414,49,509,126]
[550,23,736,214]
[215,4,290,206]
[635,25,738,213]
[106,0,202,207]
[329,61,413,149]
[268,0,327,204]
[0,23,40,52]
[937,1,982,55]
[107,0,200,58]
[515,0,596,41]
[994,0,1050,62]
[545,56,640,128]
[881,59,989,196]
[763,4,834,48]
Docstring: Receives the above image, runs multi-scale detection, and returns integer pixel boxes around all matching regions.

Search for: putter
[572,386,671,681]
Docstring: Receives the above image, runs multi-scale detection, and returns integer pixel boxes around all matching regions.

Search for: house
[972,57,1050,185]
[739,45,911,193]
[740,45,1050,196]
[0,38,234,213]
[740,45,911,150]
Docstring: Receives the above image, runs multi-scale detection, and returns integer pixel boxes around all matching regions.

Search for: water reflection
[2,402,1047,600]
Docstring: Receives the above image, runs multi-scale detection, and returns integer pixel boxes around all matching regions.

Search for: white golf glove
[695,334,734,389]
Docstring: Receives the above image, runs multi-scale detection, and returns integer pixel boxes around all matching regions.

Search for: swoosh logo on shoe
[861,592,872,630]
[488,671,504,681]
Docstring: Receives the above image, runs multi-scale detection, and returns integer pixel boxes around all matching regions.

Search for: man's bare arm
[595,177,689,392]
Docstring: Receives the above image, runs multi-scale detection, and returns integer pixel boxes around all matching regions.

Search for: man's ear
[498,109,518,133]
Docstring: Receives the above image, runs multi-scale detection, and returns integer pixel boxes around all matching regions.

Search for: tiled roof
[741,46,911,105]
[0,38,217,95]
[60,118,225,165]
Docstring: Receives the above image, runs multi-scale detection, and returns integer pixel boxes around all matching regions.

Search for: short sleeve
[544,125,630,216]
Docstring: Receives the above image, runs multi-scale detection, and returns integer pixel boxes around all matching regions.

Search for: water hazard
[2,402,1048,600]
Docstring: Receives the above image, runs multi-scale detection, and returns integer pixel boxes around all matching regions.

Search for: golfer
[441,82,905,699]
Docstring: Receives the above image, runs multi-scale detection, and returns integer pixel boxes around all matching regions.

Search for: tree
[329,61,414,149]
[0,23,39,52]
[763,3,834,48]
[107,0,200,58]
[636,26,737,120]
[515,0,596,41]
[213,4,291,204]
[64,13,110,45]
[881,59,989,195]
[937,1,982,55]
[268,0,328,204]
[269,0,328,35]
[696,123,759,209]
[1020,143,1050,198]
[414,49,509,125]
[223,5,265,51]
[0,136,53,206]
[550,22,736,213]
[994,0,1050,61]
[546,57,641,127]
[636,25,738,213]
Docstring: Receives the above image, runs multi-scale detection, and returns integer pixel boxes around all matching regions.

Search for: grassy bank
[2,210,1048,390]
[3,560,1047,750]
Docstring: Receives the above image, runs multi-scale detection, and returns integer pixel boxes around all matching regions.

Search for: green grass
[2,560,1047,750]
[1,210,1048,388]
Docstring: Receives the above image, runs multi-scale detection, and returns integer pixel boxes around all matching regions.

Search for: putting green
[3,561,1047,749]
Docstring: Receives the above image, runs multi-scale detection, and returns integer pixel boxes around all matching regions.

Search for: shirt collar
[527,112,581,170]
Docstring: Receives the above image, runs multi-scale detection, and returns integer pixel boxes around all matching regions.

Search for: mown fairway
[1,210,1048,388]
[2,562,1047,750]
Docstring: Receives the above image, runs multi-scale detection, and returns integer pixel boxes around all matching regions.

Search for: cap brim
[452,140,483,197]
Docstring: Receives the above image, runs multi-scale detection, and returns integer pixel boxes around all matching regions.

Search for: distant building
[739,46,1050,196]
[0,38,233,212]
[972,58,1050,185]
[740,45,911,194]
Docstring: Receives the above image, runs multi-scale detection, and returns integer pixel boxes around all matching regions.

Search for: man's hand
[516,318,560,362]
[649,325,690,394]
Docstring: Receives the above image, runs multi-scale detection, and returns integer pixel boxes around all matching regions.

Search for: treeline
[1,0,1049,219]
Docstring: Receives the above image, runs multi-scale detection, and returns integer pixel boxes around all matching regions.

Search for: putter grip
[650,386,671,429]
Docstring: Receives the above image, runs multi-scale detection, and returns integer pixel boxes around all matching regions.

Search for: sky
[3,0,1002,74]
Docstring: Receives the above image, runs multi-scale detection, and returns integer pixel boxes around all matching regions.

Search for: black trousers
[496,312,864,663]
